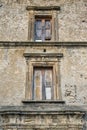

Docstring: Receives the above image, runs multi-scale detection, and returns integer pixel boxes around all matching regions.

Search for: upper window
[27,6,60,42]
[35,16,52,42]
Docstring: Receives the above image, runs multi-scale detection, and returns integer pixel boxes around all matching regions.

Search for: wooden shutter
[45,20,51,40]
[34,69,42,100]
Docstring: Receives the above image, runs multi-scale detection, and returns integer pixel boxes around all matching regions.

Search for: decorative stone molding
[23,52,63,101]
[0,105,85,130]
[26,6,61,11]
[26,6,60,41]
[23,53,63,58]
[0,42,87,47]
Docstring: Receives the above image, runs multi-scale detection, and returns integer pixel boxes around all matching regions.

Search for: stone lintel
[23,53,63,58]
[26,6,61,11]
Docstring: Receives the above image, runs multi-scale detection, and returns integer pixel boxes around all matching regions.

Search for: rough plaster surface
[61,48,87,104]
[0,0,87,41]
[0,48,26,105]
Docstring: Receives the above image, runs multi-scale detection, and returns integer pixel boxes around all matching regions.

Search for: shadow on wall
[83,113,87,130]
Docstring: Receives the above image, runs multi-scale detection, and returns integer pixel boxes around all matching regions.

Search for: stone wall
[0,0,87,41]
[0,42,87,106]
[0,1,87,129]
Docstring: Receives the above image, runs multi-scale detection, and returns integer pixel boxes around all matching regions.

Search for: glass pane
[36,30,42,39]
[33,67,53,100]
[45,87,51,100]
[36,20,42,29]
[44,69,52,100]
[34,70,42,100]
[45,20,51,29]
[35,20,42,41]
[45,30,51,40]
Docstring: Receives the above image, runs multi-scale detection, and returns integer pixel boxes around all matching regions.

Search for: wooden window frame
[29,62,57,100]
[34,16,52,42]
[33,66,53,100]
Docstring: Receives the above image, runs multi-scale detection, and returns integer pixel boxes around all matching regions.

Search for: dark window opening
[33,67,53,100]
[34,16,52,42]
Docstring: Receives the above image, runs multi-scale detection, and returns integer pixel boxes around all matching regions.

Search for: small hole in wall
[85,4,87,7]
[0,4,3,7]
[80,74,83,78]
[82,20,85,22]
[43,49,46,52]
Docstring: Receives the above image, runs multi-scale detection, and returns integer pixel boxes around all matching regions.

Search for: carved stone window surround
[27,6,60,42]
[23,53,63,101]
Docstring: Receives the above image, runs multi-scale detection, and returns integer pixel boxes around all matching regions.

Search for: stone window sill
[22,100,65,104]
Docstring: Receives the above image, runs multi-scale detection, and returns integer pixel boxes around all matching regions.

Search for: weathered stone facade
[0,0,87,41]
[0,0,87,130]
[0,104,85,130]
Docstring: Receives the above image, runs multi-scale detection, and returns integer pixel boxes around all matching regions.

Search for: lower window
[33,67,53,100]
